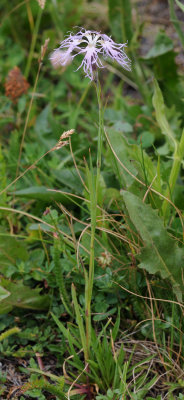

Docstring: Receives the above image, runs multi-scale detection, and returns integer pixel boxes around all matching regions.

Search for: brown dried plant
[52,129,75,151]
[5,66,29,103]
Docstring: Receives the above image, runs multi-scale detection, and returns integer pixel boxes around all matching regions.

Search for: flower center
[84,33,100,48]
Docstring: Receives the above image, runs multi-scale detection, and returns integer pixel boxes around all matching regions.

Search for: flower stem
[85,79,103,359]
[96,79,103,188]
[162,129,184,219]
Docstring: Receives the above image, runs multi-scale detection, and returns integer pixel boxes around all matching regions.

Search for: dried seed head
[37,0,46,9]
[53,141,69,150]
[60,129,75,140]
[51,129,75,151]
[41,38,50,61]
[5,67,29,103]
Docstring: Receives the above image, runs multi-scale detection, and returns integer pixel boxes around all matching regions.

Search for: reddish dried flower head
[5,66,30,103]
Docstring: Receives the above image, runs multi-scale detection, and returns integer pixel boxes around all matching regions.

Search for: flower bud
[50,49,72,69]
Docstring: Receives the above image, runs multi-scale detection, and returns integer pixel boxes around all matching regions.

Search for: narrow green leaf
[108,0,133,43]
[121,0,133,42]
[93,307,117,321]
[28,367,64,384]
[169,0,184,49]
[175,0,184,12]
[108,0,123,42]
[51,313,81,349]
[13,186,78,206]
[53,239,73,317]
[152,79,177,150]
[119,360,128,392]
[111,308,120,341]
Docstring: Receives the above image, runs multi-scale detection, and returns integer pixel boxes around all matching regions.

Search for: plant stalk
[85,79,103,359]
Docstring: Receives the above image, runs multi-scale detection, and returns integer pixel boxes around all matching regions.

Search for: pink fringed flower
[50,29,131,80]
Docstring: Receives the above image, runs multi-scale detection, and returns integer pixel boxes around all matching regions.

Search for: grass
[0,0,184,399]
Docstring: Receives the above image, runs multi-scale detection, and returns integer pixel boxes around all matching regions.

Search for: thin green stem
[96,79,103,189]
[162,129,184,219]
[85,78,103,359]
[24,6,43,79]
[85,164,96,360]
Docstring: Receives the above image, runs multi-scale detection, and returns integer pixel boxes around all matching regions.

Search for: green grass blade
[51,312,80,349]
[152,79,177,151]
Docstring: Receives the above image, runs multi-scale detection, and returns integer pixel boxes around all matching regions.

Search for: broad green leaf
[13,186,80,206]
[106,128,138,187]
[35,105,51,136]
[0,236,28,275]
[113,121,133,134]
[103,188,122,207]
[0,279,50,314]
[53,168,84,193]
[137,131,154,148]
[152,79,177,150]
[144,32,173,59]
[122,191,184,300]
